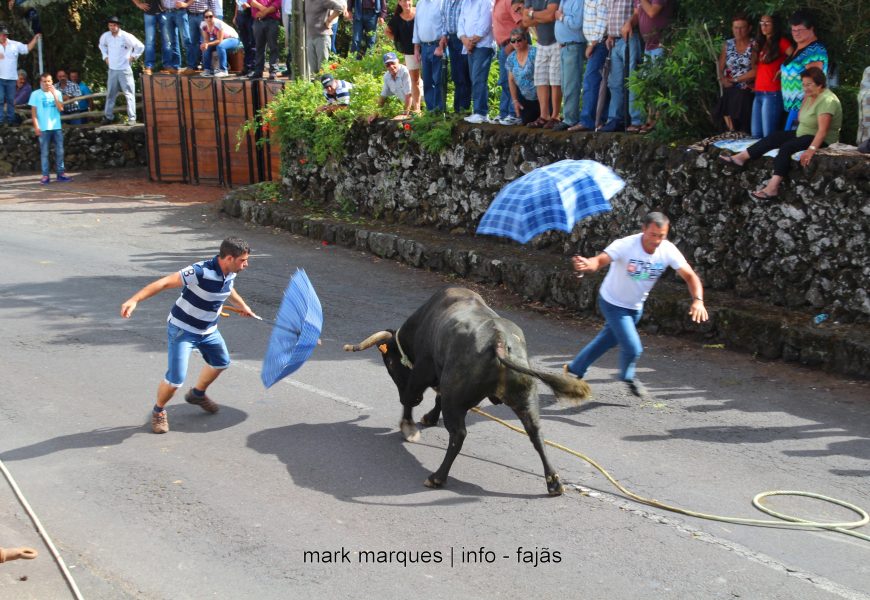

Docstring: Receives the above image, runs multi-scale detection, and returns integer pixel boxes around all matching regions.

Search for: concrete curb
[223,191,870,380]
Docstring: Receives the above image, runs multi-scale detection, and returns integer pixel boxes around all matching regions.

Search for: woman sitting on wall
[715,13,756,134]
[506,28,540,125]
[719,67,841,200]
[751,14,793,138]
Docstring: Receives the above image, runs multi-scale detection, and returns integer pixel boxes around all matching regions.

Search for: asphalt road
[1,177,869,600]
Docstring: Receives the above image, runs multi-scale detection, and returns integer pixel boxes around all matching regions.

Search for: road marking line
[234,361,372,410]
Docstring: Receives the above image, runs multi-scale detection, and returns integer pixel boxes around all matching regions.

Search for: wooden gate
[182,77,223,185]
[218,79,257,187]
[258,79,286,182]
[142,75,188,183]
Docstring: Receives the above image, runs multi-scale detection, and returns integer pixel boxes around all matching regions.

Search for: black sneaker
[626,379,652,401]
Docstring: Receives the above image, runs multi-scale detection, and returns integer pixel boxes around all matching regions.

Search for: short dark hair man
[120,237,258,434]
[565,213,708,399]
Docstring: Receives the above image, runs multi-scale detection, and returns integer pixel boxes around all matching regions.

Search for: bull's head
[343,329,413,393]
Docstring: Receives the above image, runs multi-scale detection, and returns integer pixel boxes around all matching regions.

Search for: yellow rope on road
[470,407,870,543]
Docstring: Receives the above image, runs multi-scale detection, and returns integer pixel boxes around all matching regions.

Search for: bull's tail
[495,344,591,407]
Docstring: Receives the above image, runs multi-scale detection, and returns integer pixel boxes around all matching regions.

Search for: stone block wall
[281,121,870,324]
[0,125,147,176]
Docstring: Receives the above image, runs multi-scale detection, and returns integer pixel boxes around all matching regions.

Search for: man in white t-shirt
[565,212,708,399]
[0,25,40,125]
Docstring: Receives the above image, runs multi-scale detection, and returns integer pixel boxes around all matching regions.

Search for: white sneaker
[501,115,522,125]
[202,70,214,77]
[463,113,487,124]
[214,71,229,77]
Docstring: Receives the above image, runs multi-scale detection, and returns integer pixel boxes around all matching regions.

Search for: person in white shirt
[200,10,241,76]
[378,52,412,114]
[0,25,40,125]
[98,16,144,125]
[566,212,708,399]
[458,0,495,123]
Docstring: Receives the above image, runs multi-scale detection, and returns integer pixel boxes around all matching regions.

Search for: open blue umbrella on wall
[476,159,625,244]
[260,269,323,389]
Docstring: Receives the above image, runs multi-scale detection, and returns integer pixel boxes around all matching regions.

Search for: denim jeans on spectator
[143,13,164,69]
[351,10,378,57]
[496,43,514,119]
[187,13,205,68]
[235,8,256,72]
[448,33,471,112]
[567,295,643,382]
[751,91,783,138]
[204,38,242,72]
[0,78,16,123]
[161,10,190,69]
[421,43,445,112]
[330,21,338,53]
[560,42,585,126]
[606,35,642,127]
[39,129,65,177]
[468,46,494,117]
[579,41,607,129]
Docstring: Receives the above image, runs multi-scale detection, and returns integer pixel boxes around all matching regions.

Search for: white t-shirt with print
[599,233,687,310]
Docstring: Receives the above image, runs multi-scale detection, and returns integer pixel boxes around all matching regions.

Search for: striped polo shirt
[168,256,236,335]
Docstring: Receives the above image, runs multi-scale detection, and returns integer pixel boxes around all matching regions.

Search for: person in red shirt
[751,15,793,138]
[250,0,281,78]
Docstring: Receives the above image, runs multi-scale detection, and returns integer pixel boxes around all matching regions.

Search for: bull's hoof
[400,419,420,442]
[419,413,439,427]
[424,476,443,488]
[546,474,564,496]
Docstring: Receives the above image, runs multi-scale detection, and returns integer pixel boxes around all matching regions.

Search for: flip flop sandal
[526,118,547,128]
[625,125,643,133]
[719,155,746,169]
[749,189,778,200]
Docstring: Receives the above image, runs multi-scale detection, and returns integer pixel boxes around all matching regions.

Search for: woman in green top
[718,67,841,199]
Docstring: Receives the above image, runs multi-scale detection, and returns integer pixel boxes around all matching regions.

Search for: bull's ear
[378,344,388,354]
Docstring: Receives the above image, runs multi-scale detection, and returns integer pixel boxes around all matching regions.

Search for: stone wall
[281,121,870,324]
[0,124,147,176]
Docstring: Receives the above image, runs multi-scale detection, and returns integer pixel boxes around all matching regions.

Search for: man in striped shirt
[120,237,257,434]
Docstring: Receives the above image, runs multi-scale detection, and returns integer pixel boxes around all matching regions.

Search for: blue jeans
[187,13,205,68]
[468,46,493,117]
[496,43,514,119]
[567,295,644,382]
[203,38,241,72]
[448,33,471,112]
[606,35,642,127]
[330,20,338,53]
[751,91,783,138]
[580,41,607,129]
[160,10,190,69]
[350,10,378,57]
[165,323,230,387]
[421,42,445,112]
[39,129,65,177]
[0,78,15,123]
[143,13,164,69]
[560,42,585,126]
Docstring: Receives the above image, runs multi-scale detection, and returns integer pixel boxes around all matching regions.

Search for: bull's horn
[343,330,393,352]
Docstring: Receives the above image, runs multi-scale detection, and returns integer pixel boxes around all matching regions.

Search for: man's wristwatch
[528,9,534,18]
[693,297,704,302]
[808,145,818,150]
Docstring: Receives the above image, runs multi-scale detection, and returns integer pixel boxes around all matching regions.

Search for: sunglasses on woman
[510,37,523,43]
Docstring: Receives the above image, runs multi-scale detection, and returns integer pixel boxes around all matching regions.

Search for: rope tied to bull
[394,328,413,369]
[470,407,870,543]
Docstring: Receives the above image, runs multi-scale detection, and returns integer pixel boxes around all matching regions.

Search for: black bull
[344,287,591,495]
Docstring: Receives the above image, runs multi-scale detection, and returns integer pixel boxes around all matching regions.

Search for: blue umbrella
[260,269,323,389]
[476,159,625,244]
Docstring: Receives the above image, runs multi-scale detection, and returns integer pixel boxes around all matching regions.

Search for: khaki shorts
[533,43,561,86]
[404,53,421,70]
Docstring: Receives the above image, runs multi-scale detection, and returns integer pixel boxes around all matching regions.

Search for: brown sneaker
[143,67,152,75]
[180,67,197,76]
[151,410,169,434]
[185,389,220,413]
[159,67,178,75]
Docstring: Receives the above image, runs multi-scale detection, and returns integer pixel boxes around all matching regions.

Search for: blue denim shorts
[165,322,230,387]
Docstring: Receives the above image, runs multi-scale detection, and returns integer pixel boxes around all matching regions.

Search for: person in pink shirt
[491,0,524,124]
[250,0,281,78]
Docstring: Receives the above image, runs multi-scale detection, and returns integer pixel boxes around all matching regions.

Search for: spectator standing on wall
[250,0,282,79]
[99,16,144,125]
[132,0,165,76]
[28,73,72,185]
[413,0,447,112]
[235,0,258,77]
[751,15,792,138]
[201,10,241,76]
[490,0,524,124]
[305,0,348,76]
[179,0,219,75]
[714,13,756,134]
[441,0,471,114]
[570,0,606,131]
[597,0,639,132]
[281,0,293,69]
[552,0,586,131]
[14,69,31,107]
[780,10,827,131]
[159,0,190,74]
[0,26,39,126]
[623,0,672,133]
[347,0,388,58]
[458,0,495,124]
[386,0,423,113]
[505,26,540,124]
[521,0,560,128]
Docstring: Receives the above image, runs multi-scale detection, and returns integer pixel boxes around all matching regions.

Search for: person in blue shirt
[120,237,258,434]
[28,73,72,185]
